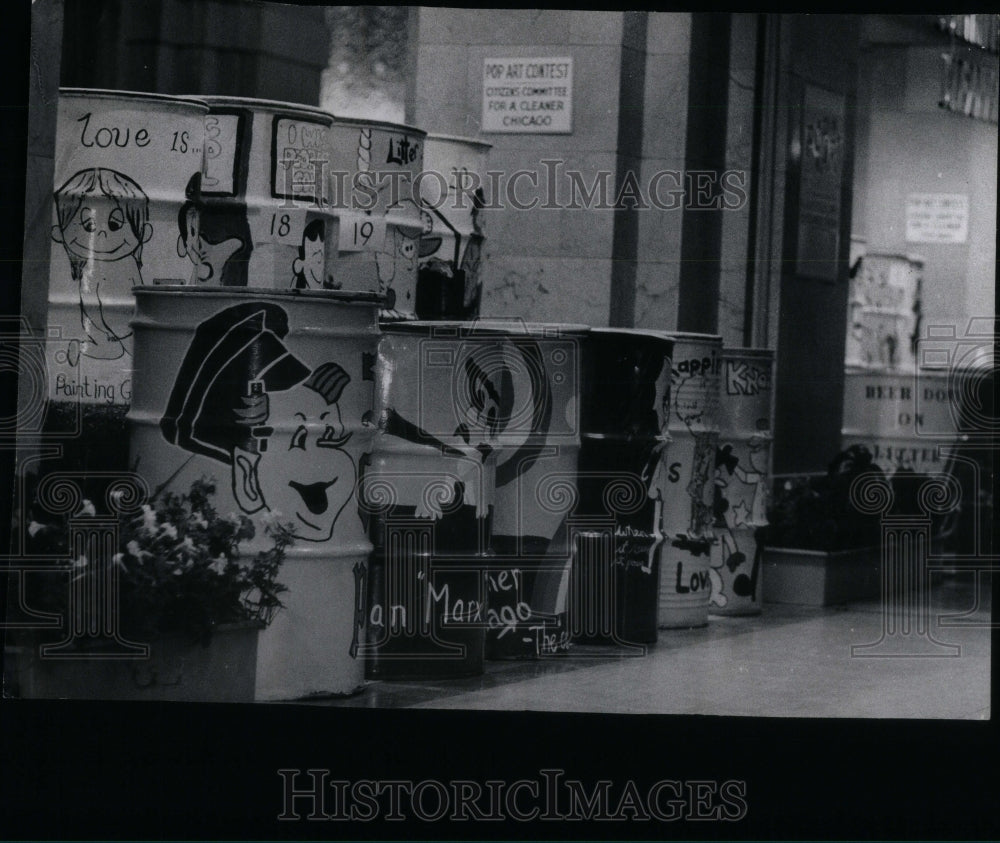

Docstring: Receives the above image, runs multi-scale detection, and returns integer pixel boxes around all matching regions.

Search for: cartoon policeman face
[234,382,356,541]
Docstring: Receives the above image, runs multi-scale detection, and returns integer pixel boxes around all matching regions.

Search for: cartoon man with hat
[160,301,357,542]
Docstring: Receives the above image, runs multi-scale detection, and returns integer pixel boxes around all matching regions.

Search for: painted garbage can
[845,251,923,370]
[573,329,674,645]
[193,96,337,291]
[658,332,722,628]
[325,116,427,319]
[44,89,208,480]
[480,322,589,659]
[128,286,382,700]
[416,134,491,320]
[709,348,774,616]
[361,321,501,679]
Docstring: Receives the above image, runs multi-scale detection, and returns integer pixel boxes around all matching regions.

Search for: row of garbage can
[129,290,773,699]
[40,89,775,702]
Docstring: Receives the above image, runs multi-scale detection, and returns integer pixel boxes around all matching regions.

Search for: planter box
[762,546,881,607]
[12,623,260,703]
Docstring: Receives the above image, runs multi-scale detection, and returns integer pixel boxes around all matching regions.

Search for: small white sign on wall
[482,57,573,134]
[905,193,969,244]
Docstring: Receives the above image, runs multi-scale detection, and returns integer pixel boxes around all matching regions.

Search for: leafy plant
[761,445,887,552]
[23,477,292,645]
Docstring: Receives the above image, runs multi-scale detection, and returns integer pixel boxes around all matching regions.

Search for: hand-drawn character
[291,218,337,290]
[52,168,153,359]
[176,173,251,286]
[374,198,425,310]
[710,437,768,606]
[160,302,357,542]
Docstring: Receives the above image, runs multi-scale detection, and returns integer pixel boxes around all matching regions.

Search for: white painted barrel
[193,96,337,291]
[325,116,428,319]
[128,286,382,700]
[845,251,923,370]
[416,134,492,319]
[709,348,774,616]
[657,332,722,628]
[361,320,500,679]
[47,89,208,410]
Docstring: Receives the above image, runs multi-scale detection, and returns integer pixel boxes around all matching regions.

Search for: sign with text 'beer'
[483,57,572,133]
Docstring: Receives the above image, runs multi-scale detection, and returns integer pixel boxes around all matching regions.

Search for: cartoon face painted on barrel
[160,302,357,543]
[176,173,251,286]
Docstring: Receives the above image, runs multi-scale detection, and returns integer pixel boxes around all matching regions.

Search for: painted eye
[108,209,125,232]
[290,425,307,451]
[82,215,96,233]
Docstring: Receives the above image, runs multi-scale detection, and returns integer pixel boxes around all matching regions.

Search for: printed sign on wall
[795,84,846,282]
[905,193,969,244]
[482,57,573,134]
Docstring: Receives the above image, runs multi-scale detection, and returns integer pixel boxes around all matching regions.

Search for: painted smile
[289,477,338,516]
[70,238,131,257]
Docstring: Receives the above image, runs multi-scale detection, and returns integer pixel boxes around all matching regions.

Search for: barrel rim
[719,347,776,360]
[132,285,386,307]
[385,319,590,337]
[194,95,334,123]
[859,250,926,266]
[660,331,724,343]
[60,87,209,111]
[590,327,676,343]
[329,115,428,138]
[424,132,494,151]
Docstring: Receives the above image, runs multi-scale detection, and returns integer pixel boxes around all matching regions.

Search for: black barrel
[572,329,674,645]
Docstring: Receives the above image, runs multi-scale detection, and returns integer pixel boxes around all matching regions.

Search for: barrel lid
[60,88,209,111]
[133,285,385,307]
[330,115,428,138]
[196,95,333,124]
[425,132,493,151]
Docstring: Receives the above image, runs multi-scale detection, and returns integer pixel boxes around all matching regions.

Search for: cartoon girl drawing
[291,218,337,290]
[176,173,251,287]
[160,302,357,542]
[52,168,152,359]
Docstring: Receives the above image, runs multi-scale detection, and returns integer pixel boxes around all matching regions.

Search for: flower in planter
[22,477,294,645]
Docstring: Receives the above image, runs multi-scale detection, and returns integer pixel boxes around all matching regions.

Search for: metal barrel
[841,366,959,476]
[192,96,337,291]
[709,348,774,616]
[48,89,209,371]
[473,321,589,659]
[572,329,674,645]
[324,116,428,320]
[657,332,723,628]
[127,286,382,700]
[360,320,502,679]
[416,134,492,320]
[845,251,923,370]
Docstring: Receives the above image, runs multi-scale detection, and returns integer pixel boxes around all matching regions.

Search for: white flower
[75,500,97,517]
[209,555,227,575]
[190,511,208,530]
[179,536,196,553]
[159,521,178,540]
[111,552,125,570]
[27,521,44,537]
[173,566,184,576]
[70,554,88,569]
[139,504,158,535]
